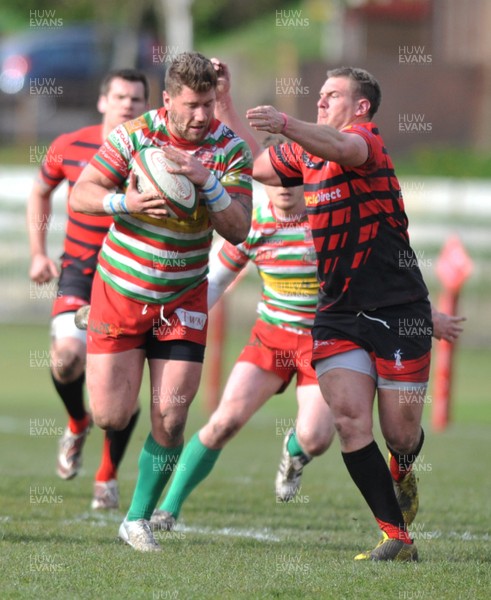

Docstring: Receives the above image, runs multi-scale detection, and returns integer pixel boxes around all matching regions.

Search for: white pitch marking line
[174,524,281,542]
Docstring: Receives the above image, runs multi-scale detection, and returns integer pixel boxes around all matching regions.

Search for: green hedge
[396,146,491,179]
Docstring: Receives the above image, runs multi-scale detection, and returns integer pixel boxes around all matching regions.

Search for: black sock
[387,428,425,472]
[107,409,141,470]
[342,440,405,529]
[51,371,86,421]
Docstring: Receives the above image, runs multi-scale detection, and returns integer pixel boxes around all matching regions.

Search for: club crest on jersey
[221,125,237,139]
[124,116,147,134]
[301,153,324,169]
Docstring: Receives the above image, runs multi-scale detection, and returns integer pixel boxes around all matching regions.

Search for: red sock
[95,434,117,482]
[389,453,412,483]
[376,518,412,545]
[68,414,91,434]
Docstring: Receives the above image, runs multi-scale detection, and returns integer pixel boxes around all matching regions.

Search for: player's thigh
[317,367,375,422]
[296,384,330,422]
[86,348,145,427]
[148,358,203,445]
[295,384,333,453]
[199,363,283,448]
[219,361,284,420]
[316,364,376,451]
[148,358,203,414]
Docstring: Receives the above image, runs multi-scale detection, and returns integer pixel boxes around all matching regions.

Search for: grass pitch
[0,323,490,599]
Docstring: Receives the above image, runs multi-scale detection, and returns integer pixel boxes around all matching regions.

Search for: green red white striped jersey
[209,200,318,334]
[89,108,253,304]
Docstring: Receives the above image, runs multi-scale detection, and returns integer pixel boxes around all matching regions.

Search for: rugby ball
[131,147,197,219]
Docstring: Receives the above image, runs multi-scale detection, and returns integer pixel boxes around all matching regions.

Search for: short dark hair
[99,69,150,101]
[326,66,381,118]
[164,51,217,97]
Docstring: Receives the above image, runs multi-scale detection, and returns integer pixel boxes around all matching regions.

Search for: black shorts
[143,337,205,362]
[52,253,98,316]
[312,298,432,383]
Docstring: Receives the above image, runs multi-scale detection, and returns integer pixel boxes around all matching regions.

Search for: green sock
[160,431,221,519]
[126,433,183,521]
[287,429,306,457]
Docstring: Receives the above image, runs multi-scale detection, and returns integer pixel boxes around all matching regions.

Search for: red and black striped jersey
[39,124,113,267]
[269,122,428,311]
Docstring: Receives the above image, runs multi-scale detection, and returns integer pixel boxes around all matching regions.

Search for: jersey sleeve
[269,142,304,187]
[89,124,133,185]
[218,136,253,198]
[342,124,379,173]
[38,133,69,190]
[207,239,250,309]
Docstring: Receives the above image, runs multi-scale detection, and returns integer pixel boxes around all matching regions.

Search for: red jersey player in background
[27,69,149,509]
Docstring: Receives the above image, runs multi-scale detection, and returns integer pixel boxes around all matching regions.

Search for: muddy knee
[51,347,85,382]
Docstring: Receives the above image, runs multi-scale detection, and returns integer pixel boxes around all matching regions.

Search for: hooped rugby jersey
[39,125,113,270]
[90,108,253,304]
[269,122,429,311]
[213,201,318,334]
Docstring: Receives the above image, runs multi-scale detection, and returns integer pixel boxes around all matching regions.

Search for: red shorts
[237,319,317,392]
[312,299,432,383]
[87,272,208,354]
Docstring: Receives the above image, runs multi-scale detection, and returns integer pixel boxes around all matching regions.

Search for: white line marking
[59,516,490,544]
[61,514,281,541]
[175,524,281,542]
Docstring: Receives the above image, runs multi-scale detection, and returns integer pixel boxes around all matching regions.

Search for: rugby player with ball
[71,51,253,551]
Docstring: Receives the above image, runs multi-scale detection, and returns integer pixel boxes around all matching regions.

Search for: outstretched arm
[246,105,368,167]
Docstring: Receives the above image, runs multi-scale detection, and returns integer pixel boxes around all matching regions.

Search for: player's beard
[167,110,208,143]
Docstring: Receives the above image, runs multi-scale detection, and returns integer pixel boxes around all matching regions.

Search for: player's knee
[166,420,186,442]
[52,347,85,382]
[208,416,242,446]
[92,410,131,431]
[384,429,421,455]
[332,414,361,446]
[297,428,331,456]
[159,411,188,443]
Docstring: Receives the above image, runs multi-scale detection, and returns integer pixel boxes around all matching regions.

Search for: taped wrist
[102,193,129,215]
[202,173,232,213]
